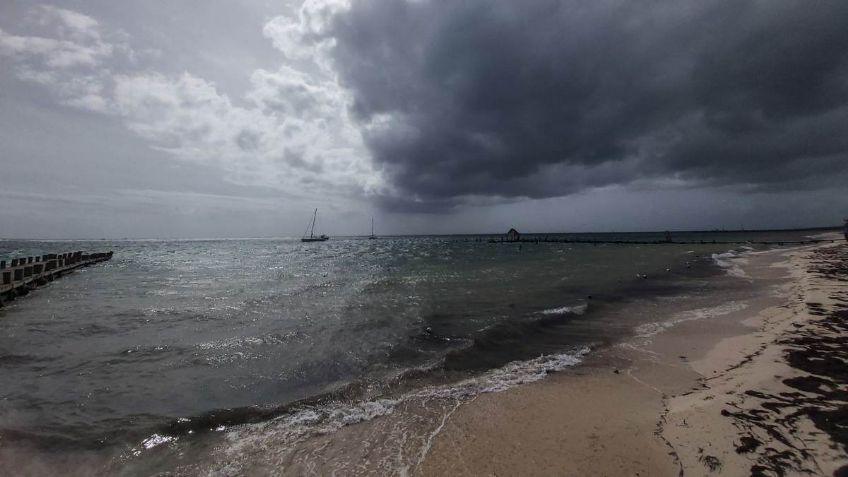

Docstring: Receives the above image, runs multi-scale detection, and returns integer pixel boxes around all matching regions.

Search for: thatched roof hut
[506,228,520,242]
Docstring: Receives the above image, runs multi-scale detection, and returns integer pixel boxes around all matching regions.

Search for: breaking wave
[711,248,753,279]
[634,301,749,339]
[132,346,591,468]
[539,303,588,316]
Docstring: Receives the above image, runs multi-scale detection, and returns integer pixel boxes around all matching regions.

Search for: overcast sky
[1,0,846,238]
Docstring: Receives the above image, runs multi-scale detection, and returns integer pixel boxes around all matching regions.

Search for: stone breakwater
[0,251,113,307]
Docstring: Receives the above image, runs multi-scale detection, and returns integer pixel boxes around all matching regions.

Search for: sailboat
[301,208,329,242]
[368,216,376,239]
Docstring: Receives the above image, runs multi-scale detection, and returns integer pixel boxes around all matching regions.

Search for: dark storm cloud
[328,0,848,211]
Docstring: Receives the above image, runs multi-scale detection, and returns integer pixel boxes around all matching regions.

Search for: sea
[0,230,830,475]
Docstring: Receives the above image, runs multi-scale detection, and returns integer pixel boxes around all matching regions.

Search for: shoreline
[2,240,845,475]
[419,240,847,476]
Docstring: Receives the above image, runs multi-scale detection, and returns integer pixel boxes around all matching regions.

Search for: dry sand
[419,241,848,476]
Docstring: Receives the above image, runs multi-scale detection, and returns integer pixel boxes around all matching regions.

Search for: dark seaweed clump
[720,245,848,477]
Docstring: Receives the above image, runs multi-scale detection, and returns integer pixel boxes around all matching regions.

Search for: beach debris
[697,453,722,472]
[711,245,848,476]
[735,436,761,454]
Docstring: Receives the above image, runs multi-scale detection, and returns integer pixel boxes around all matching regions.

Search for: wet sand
[420,241,848,476]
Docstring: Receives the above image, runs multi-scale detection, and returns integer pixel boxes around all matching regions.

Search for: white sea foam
[634,301,749,339]
[539,303,588,315]
[468,347,589,393]
[133,434,177,455]
[262,346,589,432]
[148,347,590,475]
[711,250,751,279]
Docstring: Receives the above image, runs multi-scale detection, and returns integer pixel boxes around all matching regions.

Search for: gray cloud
[327,0,848,211]
[1,0,846,238]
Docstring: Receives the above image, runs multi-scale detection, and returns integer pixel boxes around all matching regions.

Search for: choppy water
[0,231,825,474]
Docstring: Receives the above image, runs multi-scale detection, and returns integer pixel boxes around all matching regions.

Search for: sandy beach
[419,240,848,476]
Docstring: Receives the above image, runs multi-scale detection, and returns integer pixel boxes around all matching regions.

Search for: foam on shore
[131,346,591,473]
[539,303,588,316]
[711,247,753,279]
[634,301,749,339]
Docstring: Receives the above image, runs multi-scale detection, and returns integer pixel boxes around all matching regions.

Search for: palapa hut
[506,228,521,242]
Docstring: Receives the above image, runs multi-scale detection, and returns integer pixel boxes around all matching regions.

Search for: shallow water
[0,231,824,474]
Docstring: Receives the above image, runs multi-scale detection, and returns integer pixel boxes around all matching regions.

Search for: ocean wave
[0,353,57,366]
[634,301,749,338]
[131,346,590,468]
[196,331,307,351]
[711,249,751,279]
[441,303,591,371]
[539,303,588,316]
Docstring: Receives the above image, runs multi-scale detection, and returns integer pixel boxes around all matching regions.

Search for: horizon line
[0,225,840,242]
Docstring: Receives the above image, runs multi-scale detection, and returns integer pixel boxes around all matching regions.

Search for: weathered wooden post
[14,269,23,281]
[2,271,10,285]
[0,260,5,269]
[33,263,44,284]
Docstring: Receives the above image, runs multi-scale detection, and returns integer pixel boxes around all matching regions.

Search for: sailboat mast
[310,208,318,238]
[371,217,374,237]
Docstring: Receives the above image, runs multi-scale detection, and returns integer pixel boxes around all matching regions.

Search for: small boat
[301,208,329,242]
[368,216,376,239]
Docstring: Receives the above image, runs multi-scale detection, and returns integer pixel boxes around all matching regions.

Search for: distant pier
[489,228,839,246]
[0,251,113,307]
[489,236,837,246]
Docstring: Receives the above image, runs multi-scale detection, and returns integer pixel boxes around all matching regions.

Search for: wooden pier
[489,237,838,246]
[0,251,113,307]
